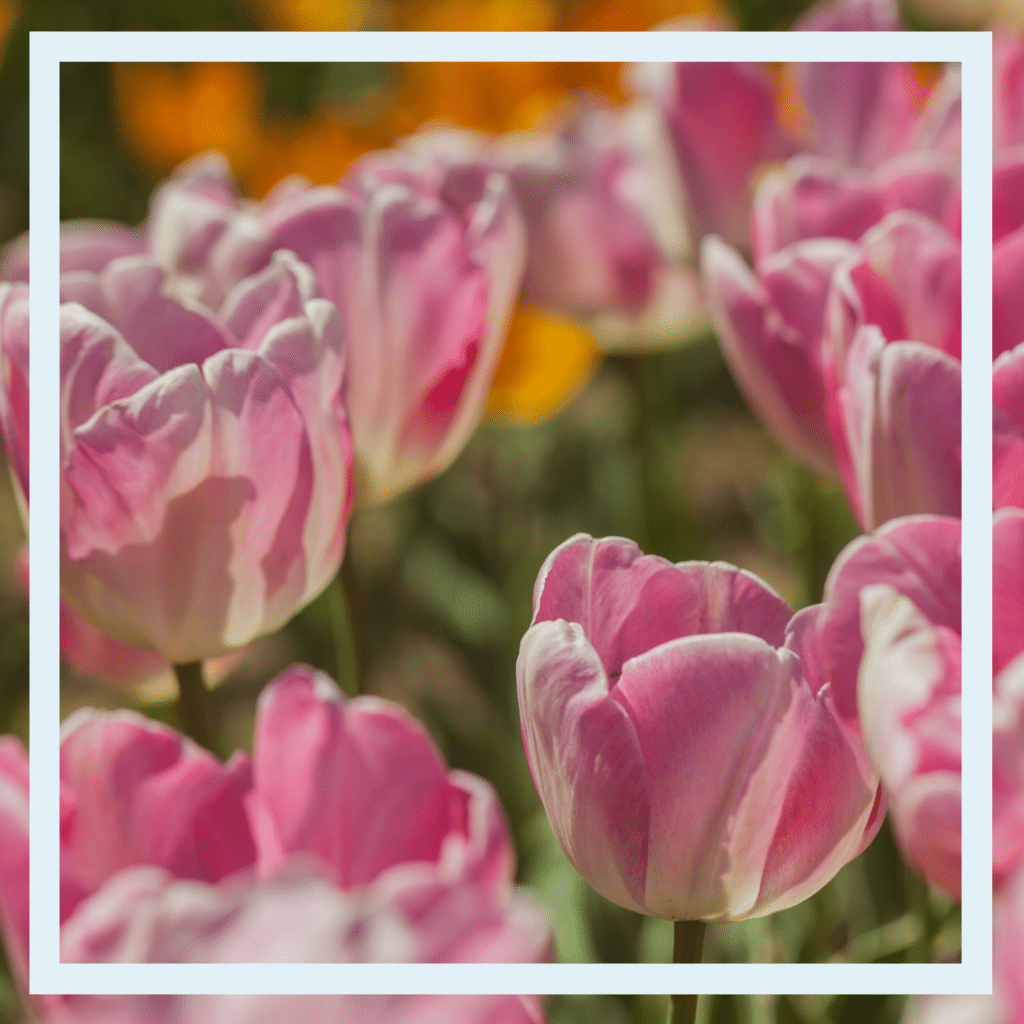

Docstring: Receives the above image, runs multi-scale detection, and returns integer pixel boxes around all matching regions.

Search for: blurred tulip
[631,58,796,252]
[517,533,883,922]
[811,515,961,897]
[993,150,1024,245]
[994,508,1024,886]
[701,234,853,475]
[795,0,918,170]
[0,666,550,1018]
[0,282,27,514]
[261,149,526,504]
[823,213,962,529]
[995,344,1024,512]
[994,170,1024,358]
[995,33,1024,157]
[751,152,960,264]
[59,251,353,663]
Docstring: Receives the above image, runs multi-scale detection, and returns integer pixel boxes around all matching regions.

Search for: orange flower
[113,63,262,178]
[252,0,366,31]
[485,305,602,424]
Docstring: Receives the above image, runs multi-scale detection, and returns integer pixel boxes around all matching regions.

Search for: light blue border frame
[29,29,992,996]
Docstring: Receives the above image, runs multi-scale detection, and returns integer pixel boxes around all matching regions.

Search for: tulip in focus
[517,533,883,923]
[58,251,353,664]
[810,515,961,898]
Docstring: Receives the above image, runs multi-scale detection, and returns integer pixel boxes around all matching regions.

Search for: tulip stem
[669,919,706,1024]
[174,661,216,753]
[333,555,368,697]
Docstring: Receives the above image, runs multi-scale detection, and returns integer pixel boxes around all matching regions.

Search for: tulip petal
[994,507,1024,674]
[995,227,1024,359]
[0,283,30,506]
[994,344,1024,511]
[0,737,29,991]
[59,709,256,921]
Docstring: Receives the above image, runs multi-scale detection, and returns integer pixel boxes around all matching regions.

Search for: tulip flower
[994,32,1024,157]
[795,0,918,171]
[994,343,1024,512]
[255,149,526,505]
[810,515,961,898]
[630,59,795,252]
[0,666,550,1024]
[823,212,962,529]
[994,164,1024,359]
[701,234,853,475]
[58,250,353,664]
[994,508,1024,886]
[0,282,28,514]
[517,533,883,923]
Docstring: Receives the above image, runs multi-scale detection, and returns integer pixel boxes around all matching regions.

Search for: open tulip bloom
[517,533,884,927]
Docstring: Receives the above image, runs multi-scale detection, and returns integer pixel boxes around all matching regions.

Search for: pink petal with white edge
[838,327,961,530]
[994,343,1024,511]
[59,709,255,921]
[249,665,513,890]
[814,514,961,724]
[857,584,961,898]
[632,61,795,251]
[702,235,846,475]
[531,533,792,678]
[994,507,1024,675]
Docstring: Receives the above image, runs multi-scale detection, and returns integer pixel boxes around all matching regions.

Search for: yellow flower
[485,305,602,424]
[113,63,262,178]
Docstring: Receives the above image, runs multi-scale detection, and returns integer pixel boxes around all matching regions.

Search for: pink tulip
[59,250,353,663]
[0,282,28,512]
[994,508,1024,885]
[994,32,1024,156]
[811,515,961,897]
[517,533,883,922]
[751,152,960,264]
[245,664,515,890]
[631,59,795,252]
[994,167,1024,358]
[257,149,525,505]
[701,234,852,474]
[0,668,550,1024]
[993,150,1024,245]
[994,343,1024,511]
[824,213,962,529]
[499,104,706,352]
[796,0,918,170]
[0,220,145,285]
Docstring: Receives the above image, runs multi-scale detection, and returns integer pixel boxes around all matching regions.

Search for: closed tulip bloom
[813,515,961,897]
[260,150,526,505]
[59,250,353,663]
[994,344,1024,511]
[517,533,883,922]
[630,59,795,252]
[701,234,853,475]
[824,213,962,529]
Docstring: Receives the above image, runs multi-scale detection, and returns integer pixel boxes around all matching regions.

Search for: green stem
[330,555,369,697]
[669,920,706,1024]
[174,661,216,753]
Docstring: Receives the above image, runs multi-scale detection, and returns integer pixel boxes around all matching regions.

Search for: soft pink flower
[631,59,796,252]
[59,251,353,663]
[823,213,961,529]
[795,0,919,170]
[994,508,1024,886]
[256,150,526,505]
[995,32,1024,157]
[517,533,883,922]
[0,667,550,1022]
[994,158,1024,358]
[0,282,28,513]
[812,515,961,898]
[994,343,1024,511]
[701,234,853,475]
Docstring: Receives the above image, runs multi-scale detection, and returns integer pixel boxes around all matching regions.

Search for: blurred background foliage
[0,0,964,1021]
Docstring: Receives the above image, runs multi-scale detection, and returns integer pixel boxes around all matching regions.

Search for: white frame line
[29,29,992,996]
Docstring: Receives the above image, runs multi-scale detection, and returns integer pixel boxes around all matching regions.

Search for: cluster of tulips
[0,0,1017,1020]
